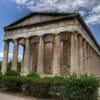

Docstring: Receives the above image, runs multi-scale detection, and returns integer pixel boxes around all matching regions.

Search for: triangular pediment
[5,12,67,29]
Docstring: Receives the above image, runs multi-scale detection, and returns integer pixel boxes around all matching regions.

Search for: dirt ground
[0,92,33,100]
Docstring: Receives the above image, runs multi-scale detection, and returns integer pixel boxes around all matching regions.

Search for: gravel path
[0,91,99,100]
[0,92,33,100]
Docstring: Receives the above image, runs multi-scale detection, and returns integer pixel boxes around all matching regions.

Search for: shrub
[3,76,23,92]
[0,72,3,88]
[5,70,20,76]
[22,78,54,98]
[27,73,40,79]
[43,76,65,97]
[1,74,99,100]
[59,74,99,100]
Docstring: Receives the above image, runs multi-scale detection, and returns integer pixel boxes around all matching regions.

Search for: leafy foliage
[27,73,40,79]
[5,70,20,76]
[59,74,99,100]
[3,76,23,92]
[0,61,2,72]
[0,73,99,100]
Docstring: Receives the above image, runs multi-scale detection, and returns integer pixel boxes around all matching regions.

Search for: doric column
[87,45,91,75]
[70,32,79,74]
[96,54,99,75]
[94,51,97,75]
[97,55,99,75]
[21,46,25,73]
[90,47,92,74]
[23,38,30,75]
[52,34,61,76]
[92,50,95,75]
[37,36,44,74]
[91,48,94,74]
[94,51,96,75]
[97,55,98,75]
[85,43,89,74]
[95,52,97,75]
[98,55,100,75]
[29,45,33,73]
[98,56,100,76]
[78,35,84,74]
[1,40,9,75]
[95,53,97,75]
[83,40,87,74]
[11,39,19,71]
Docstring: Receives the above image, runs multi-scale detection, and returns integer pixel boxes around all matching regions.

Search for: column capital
[3,39,13,43]
[13,39,19,44]
[70,31,79,35]
[30,36,39,44]
[43,33,55,43]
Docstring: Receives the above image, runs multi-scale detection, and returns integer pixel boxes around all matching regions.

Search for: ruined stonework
[1,12,100,77]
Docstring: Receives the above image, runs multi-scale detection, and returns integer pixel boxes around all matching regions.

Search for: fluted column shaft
[83,40,87,74]
[98,55,100,75]
[97,55,99,75]
[99,56,100,76]
[52,34,61,76]
[92,50,95,75]
[23,38,30,75]
[11,39,19,71]
[87,45,91,75]
[37,36,44,74]
[90,47,92,74]
[95,53,97,74]
[91,49,94,74]
[78,36,84,74]
[70,33,79,74]
[21,46,25,73]
[1,41,9,75]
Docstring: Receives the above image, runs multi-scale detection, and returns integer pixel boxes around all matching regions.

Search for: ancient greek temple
[1,12,100,76]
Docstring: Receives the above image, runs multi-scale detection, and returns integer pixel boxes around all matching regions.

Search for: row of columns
[1,32,100,76]
[70,32,100,76]
[1,35,61,76]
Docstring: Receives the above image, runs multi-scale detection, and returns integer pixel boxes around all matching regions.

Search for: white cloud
[78,11,86,16]
[86,14,100,25]
[92,5,100,13]
[12,0,100,25]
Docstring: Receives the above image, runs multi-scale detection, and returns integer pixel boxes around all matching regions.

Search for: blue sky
[0,0,100,58]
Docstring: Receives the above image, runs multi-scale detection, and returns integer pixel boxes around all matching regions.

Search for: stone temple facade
[1,12,100,76]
